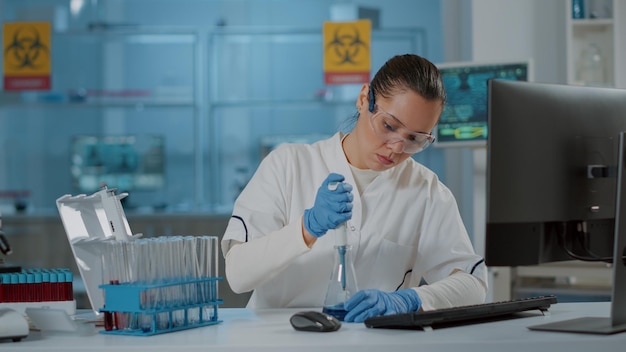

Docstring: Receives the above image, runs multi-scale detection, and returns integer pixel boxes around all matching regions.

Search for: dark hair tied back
[370,54,446,107]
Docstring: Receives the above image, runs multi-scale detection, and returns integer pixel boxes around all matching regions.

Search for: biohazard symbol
[4,25,49,70]
[325,25,368,66]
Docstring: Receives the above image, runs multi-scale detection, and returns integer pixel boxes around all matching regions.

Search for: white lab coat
[221,132,487,309]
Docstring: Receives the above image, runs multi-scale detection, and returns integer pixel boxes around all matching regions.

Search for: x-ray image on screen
[434,61,530,147]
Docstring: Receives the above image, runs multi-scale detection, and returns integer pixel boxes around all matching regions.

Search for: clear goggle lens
[369,111,435,154]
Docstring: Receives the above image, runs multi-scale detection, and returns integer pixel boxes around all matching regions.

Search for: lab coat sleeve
[415,181,488,291]
[223,219,311,293]
[415,271,487,311]
[221,144,315,294]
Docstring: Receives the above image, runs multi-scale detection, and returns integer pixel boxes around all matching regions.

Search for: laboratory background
[0,0,623,309]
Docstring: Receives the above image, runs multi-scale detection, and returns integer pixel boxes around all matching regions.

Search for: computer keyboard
[364,295,558,330]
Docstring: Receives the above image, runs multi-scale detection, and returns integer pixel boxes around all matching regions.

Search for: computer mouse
[0,308,29,342]
[289,310,341,332]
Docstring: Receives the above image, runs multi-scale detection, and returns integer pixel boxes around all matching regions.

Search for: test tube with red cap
[26,272,35,302]
[33,271,43,301]
[0,274,9,302]
[63,269,74,301]
[41,271,51,301]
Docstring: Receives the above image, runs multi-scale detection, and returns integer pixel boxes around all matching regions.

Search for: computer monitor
[485,79,626,334]
[434,61,530,147]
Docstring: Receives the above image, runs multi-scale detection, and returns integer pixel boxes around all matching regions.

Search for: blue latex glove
[303,173,353,238]
[343,289,422,323]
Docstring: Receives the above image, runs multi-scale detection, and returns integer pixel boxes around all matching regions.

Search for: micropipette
[327,181,349,291]
[323,181,357,320]
[98,184,132,241]
[328,183,347,241]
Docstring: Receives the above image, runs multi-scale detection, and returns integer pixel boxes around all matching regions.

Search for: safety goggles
[368,104,435,154]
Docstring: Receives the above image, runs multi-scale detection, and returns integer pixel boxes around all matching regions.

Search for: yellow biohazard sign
[3,22,51,90]
[323,19,371,85]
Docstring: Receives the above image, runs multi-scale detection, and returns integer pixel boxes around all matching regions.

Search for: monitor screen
[434,61,530,147]
[71,135,165,193]
[485,80,626,266]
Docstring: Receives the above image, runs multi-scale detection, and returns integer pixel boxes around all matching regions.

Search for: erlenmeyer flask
[322,239,358,321]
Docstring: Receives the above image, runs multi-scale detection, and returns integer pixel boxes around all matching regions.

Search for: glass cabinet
[0,25,425,214]
[0,28,201,213]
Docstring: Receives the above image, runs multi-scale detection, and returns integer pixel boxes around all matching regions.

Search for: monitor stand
[528,131,626,335]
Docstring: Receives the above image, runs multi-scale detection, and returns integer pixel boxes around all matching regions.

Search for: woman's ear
[356,83,370,112]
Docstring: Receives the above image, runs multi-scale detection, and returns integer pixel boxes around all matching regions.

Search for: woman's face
[344,84,442,171]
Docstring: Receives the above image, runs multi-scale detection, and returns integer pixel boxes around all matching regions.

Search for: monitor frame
[530,132,626,334]
[486,79,626,334]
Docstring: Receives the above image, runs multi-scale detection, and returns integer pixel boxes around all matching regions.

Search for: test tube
[211,236,219,301]
[201,237,212,301]
[198,236,219,322]
[0,274,6,302]
[154,237,170,330]
[136,239,153,333]
[124,241,139,331]
[17,273,26,302]
[100,252,113,331]
[41,271,50,301]
[33,271,42,302]
[196,236,208,321]
[7,273,15,302]
[26,272,34,302]
[51,271,59,301]
[169,236,183,327]
[119,242,133,330]
[184,236,200,324]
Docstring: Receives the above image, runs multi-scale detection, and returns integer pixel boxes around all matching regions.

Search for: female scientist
[221,54,487,322]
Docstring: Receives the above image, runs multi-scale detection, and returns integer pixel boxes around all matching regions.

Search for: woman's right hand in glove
[303,173,353,238]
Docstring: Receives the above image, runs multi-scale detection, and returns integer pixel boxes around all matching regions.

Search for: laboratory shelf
[0,100,196,109]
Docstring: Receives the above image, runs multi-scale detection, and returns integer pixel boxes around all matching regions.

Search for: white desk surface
[6,302,625,352]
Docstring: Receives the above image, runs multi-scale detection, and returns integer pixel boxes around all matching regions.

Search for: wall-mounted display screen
[434,61,530,147]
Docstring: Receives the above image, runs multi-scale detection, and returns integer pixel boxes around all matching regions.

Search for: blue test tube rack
[98,277,223,336]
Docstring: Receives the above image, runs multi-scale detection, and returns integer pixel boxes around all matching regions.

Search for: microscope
[0,210,30,342]
[0,211,21,273]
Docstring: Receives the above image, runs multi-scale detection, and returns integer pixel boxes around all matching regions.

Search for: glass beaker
[322,244,358,321]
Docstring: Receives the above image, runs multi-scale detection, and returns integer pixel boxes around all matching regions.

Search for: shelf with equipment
[565,0,626,88]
